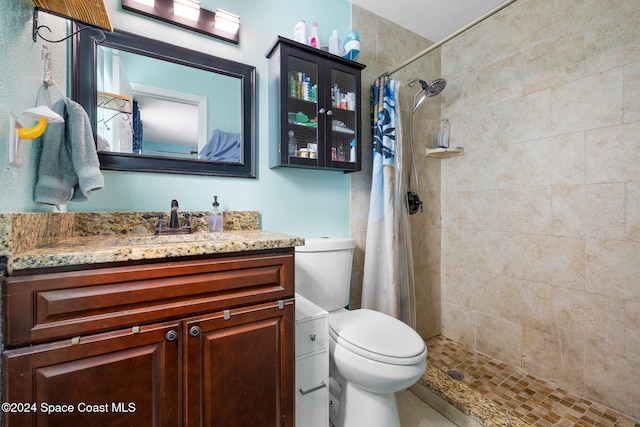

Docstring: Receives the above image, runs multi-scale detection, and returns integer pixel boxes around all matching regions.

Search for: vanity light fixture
[121,0,240,44]
[8,106,64,166]
[213,9,240,35]
[173,0,200,22]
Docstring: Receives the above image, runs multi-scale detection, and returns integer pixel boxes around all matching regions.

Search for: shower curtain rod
[379,0,518,79]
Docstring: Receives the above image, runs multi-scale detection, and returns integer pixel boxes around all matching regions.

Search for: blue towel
[199,129,241,162]
[34,97,104,206]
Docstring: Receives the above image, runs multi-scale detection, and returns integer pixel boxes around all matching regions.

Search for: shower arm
[378,0,518,79]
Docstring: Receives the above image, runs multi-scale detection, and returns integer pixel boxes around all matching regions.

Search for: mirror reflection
[96,46,242,162]
[72,25,256,177]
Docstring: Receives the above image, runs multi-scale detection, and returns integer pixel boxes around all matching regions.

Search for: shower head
[410,78,446,97]
[423,78,446,97]
[408,77,447,114]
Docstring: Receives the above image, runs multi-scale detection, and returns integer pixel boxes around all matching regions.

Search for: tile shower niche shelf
[426,147,464,158]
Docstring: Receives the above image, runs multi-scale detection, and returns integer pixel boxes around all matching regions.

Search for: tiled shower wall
[439,0,640,419]
[350,6,442,339]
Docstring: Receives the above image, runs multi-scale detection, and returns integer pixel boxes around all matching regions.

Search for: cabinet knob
[318,108,326,114]
[310,334,316,342]
[165,330,179,342]
[326,109,333,116]
[189,326,201,337]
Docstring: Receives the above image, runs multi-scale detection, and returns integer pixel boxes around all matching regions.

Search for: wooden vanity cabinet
[3,320,180,426]
[2,250,295,427]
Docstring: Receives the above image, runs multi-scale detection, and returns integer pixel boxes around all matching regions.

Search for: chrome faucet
[155,199,192,235]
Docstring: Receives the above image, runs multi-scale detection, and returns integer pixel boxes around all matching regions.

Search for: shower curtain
[362,76,417,329]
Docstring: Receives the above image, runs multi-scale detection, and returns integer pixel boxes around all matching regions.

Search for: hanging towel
[199,129,241,162]
[34,97,104,206]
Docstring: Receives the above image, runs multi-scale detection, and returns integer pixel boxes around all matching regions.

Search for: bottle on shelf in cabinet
[332,84,340,108]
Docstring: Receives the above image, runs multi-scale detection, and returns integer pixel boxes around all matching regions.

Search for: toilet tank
[295,237,355,312]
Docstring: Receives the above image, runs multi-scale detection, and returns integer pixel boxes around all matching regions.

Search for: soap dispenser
[208,196,223,232]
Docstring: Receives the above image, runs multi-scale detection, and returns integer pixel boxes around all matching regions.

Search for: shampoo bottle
[309,22,319,48]
[208,196,223,232]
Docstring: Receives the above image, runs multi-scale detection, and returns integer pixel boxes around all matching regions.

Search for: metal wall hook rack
[32,8,106,44]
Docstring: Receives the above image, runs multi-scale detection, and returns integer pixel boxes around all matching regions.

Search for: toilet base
[333,381,400,427]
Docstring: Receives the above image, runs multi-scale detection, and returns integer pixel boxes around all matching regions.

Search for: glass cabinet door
[285,54,322,167]
[326,66,358,169]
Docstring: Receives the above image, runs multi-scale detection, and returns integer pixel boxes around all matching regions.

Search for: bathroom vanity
[0,212,303,427]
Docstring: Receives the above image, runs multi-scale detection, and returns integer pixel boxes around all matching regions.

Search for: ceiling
[348,0,508,42]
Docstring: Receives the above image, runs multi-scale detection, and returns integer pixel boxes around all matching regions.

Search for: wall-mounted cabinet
[267,37,366,172]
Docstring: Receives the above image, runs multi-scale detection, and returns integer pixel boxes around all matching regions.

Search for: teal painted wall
[0,0,354,238]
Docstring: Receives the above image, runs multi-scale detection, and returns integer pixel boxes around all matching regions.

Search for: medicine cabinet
[266,37,366,172]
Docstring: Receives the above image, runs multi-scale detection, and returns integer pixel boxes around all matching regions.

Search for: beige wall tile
[551,68,624,135]
[586,121,640,184]
[499,187,552,235]
[476,231,523,278]
[523,132,585,187]
[522,327,585,395]
[624,60,640,123]
[441,301,475,348]
[586,238,640,301]
[585,351,640,420]
[626,182,640,240]
[625,300,640,363]
[475,312,523,367]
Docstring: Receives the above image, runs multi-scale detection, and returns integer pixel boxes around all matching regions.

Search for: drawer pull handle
[299,381,326,396]
[310,334,316,341]
[165,330,179,342]
[189,326,201,337]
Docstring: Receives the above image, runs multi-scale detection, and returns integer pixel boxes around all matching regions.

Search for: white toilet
[295,237,427,427]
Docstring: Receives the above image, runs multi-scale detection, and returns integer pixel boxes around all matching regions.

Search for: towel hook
[32,8,106,44]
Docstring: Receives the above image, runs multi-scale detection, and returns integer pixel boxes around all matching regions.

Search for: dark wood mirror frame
[71,24,256,178]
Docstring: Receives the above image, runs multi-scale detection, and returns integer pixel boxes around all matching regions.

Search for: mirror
[71,24,256,177]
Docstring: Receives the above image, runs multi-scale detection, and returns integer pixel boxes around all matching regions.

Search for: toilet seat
[329,309,427,365]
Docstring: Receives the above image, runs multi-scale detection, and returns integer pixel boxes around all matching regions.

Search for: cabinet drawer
[4,252,294,347]
[295,317,328,357]
[296,353,329,427]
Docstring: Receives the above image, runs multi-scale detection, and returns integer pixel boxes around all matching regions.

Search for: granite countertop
[1,212,304,274]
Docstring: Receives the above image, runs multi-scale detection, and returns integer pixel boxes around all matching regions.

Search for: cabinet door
[279,46,325,168]
[184,299,295,427]
[324,61,362,172]
[2,321,180,427]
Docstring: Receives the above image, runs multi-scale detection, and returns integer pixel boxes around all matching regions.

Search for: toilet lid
[329,309,427,365]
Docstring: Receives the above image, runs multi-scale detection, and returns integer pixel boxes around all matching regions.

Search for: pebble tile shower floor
[422,336,639,427]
